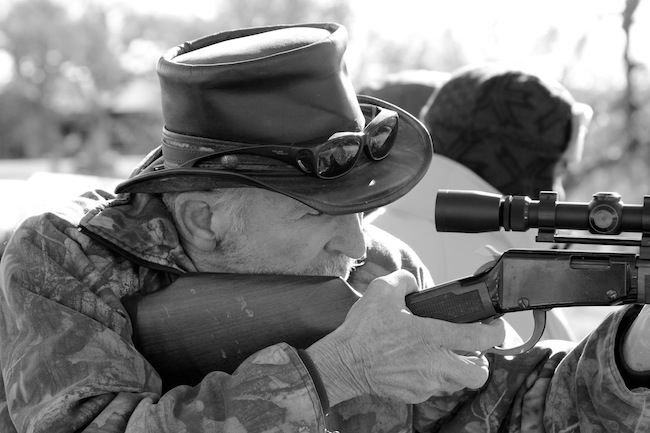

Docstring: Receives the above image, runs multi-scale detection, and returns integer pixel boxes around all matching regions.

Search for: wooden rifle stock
[123,273,362,389]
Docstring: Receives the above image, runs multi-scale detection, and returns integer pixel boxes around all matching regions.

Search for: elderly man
[1,23,649,433]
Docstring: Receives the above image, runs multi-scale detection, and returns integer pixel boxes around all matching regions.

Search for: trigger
[486,309,548,356]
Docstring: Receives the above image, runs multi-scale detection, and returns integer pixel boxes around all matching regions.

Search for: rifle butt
[124,273,359,389]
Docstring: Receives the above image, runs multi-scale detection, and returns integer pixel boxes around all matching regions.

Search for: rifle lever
[487,309,548,356]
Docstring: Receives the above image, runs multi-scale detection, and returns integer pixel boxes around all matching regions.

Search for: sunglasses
[174,104,399,179]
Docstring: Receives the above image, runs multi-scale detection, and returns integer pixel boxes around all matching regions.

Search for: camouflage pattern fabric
[0,190,649,432]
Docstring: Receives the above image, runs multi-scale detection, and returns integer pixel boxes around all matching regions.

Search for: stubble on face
[217,230,361,279]
[213,191,363,279]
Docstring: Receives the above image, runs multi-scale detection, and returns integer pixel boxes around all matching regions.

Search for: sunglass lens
[317,138,361,178]
[368,117,397,160]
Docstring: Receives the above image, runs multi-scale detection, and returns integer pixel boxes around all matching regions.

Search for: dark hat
[421,63,577,198]
[115,23,433,215]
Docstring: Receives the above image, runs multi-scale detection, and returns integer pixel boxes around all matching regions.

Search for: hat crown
[173,27,330,64]
[157,23,364,146]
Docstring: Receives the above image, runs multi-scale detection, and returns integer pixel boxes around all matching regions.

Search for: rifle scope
[435,190,650,235]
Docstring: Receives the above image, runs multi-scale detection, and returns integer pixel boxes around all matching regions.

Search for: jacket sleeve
[0,195,326,432]
[543,305,650,431]
[413,306,650,432]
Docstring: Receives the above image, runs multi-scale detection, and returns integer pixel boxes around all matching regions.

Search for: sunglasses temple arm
[178,146,297,169]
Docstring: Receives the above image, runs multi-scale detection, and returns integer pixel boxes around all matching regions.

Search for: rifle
[123,190,650,389]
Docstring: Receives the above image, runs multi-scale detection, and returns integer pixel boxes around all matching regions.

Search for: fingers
[379,353,491,402]
[383,349,491,400]
[444,352,491,390]
[414,319,504,391]
[416,316,506,354]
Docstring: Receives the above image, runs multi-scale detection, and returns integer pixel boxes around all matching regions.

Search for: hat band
[162,128,248,167]
[161,128,304,177]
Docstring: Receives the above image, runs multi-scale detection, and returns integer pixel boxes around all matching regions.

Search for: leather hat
[115,23,433,215]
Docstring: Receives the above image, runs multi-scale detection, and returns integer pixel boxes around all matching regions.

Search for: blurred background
[0,0,648,197]
[0,0,648,339]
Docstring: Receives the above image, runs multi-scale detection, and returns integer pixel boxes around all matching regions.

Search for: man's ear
[173,192,218,252]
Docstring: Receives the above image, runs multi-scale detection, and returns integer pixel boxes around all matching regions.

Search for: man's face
[213,189,367,279]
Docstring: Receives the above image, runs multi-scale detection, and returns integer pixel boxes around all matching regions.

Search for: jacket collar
[79,192,197,273]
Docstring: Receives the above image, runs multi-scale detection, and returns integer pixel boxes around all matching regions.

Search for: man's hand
[622,304,650,372]
[306,269,506,407]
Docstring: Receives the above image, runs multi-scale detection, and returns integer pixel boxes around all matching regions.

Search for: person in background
[422,63,592,201]
[359,69,450,118]
[372,64,593,341]
[1,23,648,433]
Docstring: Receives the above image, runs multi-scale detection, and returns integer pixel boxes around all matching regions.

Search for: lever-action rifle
[124,190,650,389]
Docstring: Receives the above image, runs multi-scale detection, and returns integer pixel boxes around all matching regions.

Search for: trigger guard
[486,309,548,356]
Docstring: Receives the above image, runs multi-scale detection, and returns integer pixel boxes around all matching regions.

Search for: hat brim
[114,95,433,215]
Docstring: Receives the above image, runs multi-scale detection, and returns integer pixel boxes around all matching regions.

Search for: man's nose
[325,213,366,259]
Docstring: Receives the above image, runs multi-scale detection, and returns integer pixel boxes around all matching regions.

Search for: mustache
[303,254,362,280]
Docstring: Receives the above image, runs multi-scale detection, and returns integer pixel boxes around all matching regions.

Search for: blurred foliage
[0,0,355,175]
[561,0,649,201]
[0,0,648,202]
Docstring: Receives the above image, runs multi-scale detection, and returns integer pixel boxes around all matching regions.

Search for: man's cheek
[272,243,312,265]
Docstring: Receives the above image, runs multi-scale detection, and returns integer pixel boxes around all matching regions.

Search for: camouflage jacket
[1,190,649,432]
